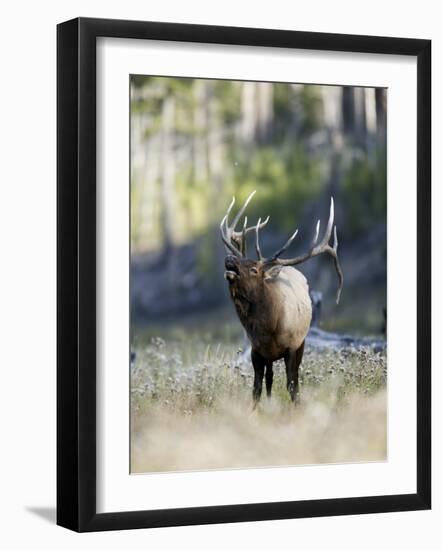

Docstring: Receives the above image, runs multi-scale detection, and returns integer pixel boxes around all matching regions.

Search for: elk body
[220,191,343,405]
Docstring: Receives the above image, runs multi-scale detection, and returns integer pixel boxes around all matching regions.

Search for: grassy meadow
[130,315,387,473]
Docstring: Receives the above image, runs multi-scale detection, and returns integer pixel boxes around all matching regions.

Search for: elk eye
[250,267,258,275]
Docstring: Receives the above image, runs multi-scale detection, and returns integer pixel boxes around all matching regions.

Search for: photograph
[0,1,434,542]
[129,75,388,474]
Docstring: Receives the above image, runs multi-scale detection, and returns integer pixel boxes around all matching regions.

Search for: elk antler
[264,197,344,304]
[220,190,269,257]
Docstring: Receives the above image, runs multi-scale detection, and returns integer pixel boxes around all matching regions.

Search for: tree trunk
[240,81,258,145]
[256,82,274,143]
[364,88,377,134]
[321,85,343,130]
[160,95,176,255]
[207,82,223,197]
[342,87,355,134]
[353,87,367,146]
[193,80,208,184]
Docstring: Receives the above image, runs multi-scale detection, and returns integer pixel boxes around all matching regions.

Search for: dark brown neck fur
[230,286,279,344]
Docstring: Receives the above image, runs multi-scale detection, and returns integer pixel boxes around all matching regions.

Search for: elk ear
[264,264,283,281]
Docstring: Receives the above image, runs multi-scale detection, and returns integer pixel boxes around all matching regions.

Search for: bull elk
[220,191,343,405]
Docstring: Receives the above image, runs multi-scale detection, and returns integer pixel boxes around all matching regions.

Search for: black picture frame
[57,17,431,532]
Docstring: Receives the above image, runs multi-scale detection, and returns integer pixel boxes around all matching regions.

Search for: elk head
[220,191,344,305]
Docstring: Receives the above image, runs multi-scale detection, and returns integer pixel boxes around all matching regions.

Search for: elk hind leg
[284,340,305,404]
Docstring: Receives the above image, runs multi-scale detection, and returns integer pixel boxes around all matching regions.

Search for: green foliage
[196,231,218,282]
[213,80,242,126]
[132,76,195,140]
[230,145,321,231]
[130,75,387,260]
[298,85,323,134]
[273,83,293,125]
[342,149,387,235]
[273,83,323,138]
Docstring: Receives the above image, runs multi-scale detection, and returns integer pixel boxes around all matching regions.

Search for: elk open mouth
[224,269,238,281]
[224,256,239,282]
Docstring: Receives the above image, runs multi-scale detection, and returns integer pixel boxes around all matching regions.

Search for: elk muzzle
[224,255,239,282]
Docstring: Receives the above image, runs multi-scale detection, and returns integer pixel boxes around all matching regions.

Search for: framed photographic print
[57,17,431,532]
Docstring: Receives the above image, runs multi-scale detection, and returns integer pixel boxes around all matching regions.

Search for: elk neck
[231,283,280,342]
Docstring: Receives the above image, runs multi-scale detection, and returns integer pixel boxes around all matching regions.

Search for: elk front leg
[265,363,274,398]
[284,341,304,404]
[251,349,266,406]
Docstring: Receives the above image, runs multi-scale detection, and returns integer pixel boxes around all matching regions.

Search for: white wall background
[0,1,439,547]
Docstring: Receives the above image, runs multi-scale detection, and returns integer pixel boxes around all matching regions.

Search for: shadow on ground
[26,506,56,524]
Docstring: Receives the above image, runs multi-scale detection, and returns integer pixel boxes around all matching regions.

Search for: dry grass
[131,334,387,473]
